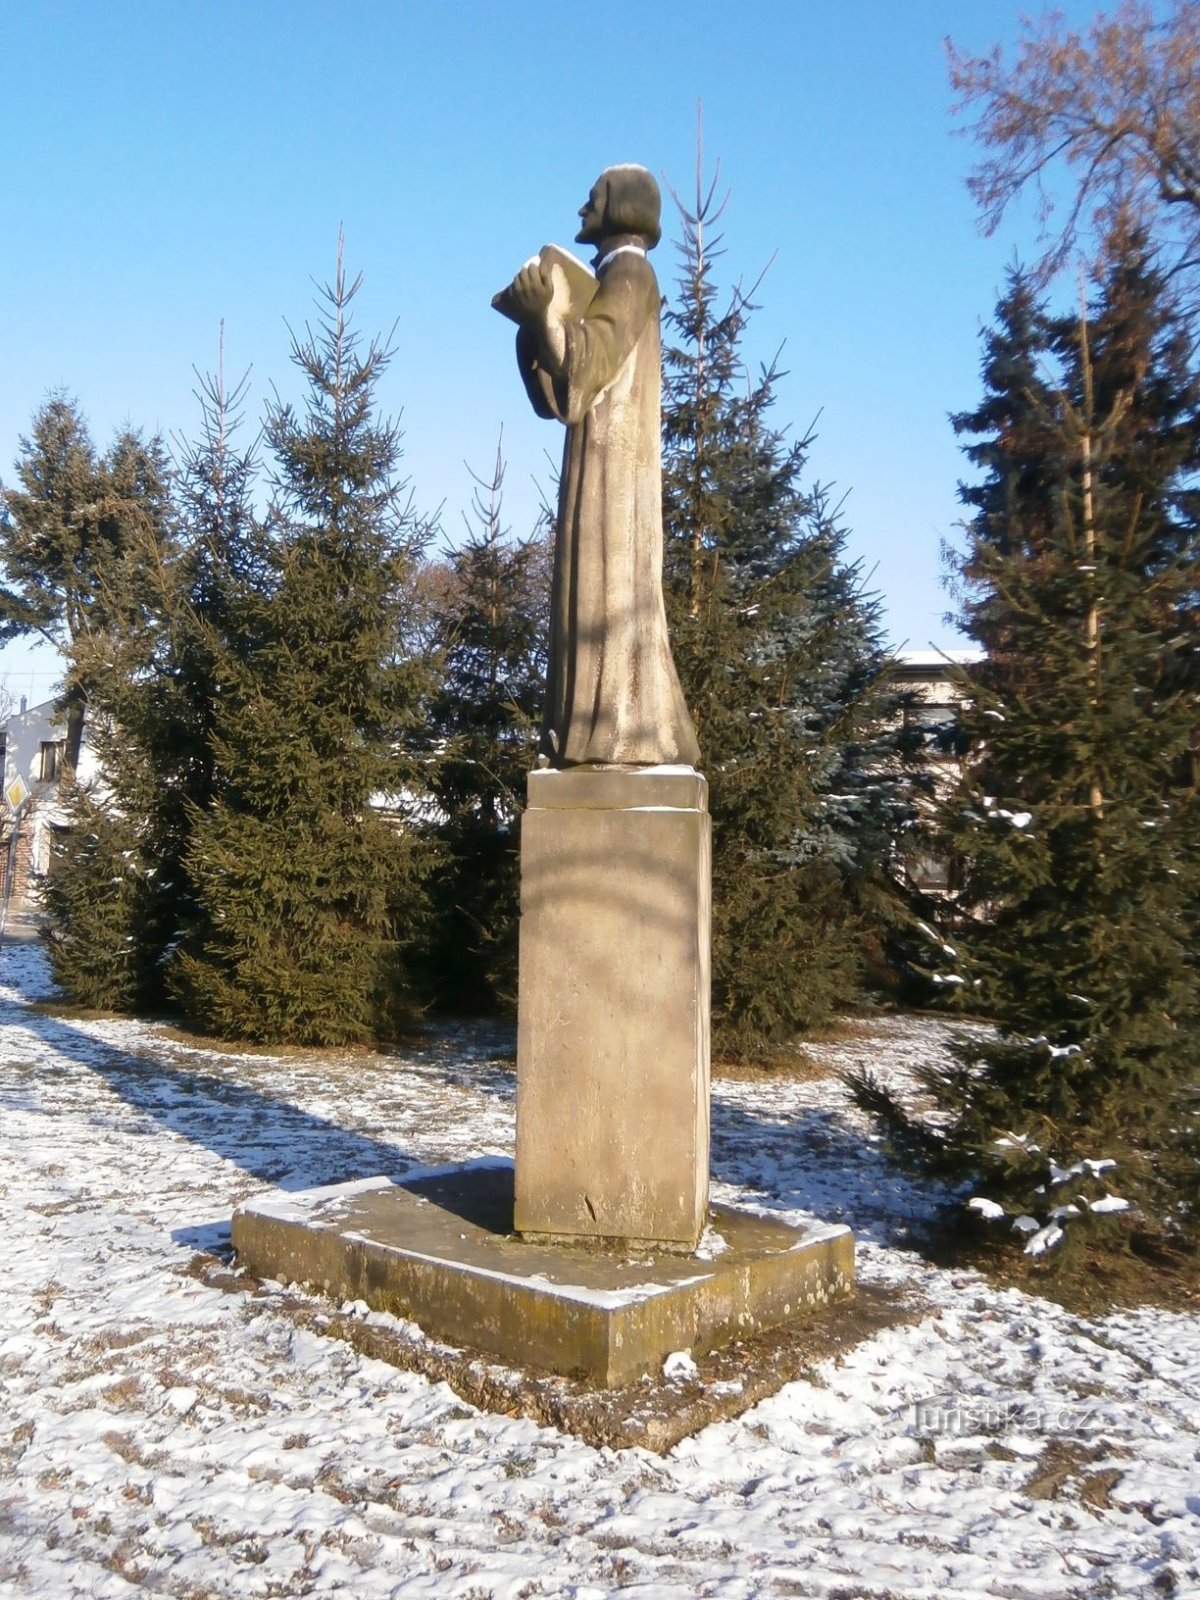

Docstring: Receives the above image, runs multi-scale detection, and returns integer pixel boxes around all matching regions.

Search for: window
[39,740,65,782]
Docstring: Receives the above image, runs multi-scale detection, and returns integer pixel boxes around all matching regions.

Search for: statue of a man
[498,165,700,769]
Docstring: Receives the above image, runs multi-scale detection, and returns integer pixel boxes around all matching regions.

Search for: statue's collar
[595,241,647,274]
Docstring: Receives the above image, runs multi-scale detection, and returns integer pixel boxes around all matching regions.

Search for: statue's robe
[518,246,700,768]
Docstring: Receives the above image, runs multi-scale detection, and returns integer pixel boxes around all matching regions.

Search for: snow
[693,1225,729,1261]
[662,1351,699,1382]
[995,1132,1042,1154]
[595,243,648,271]
[895,649,984,667]
[1023,1221,1065,1257]
[626,805,698,813]
[987,807,1033,829]
[534,763,698,777]
[1047,1157,1122,1190]
[247,1174,397,1222]
[914,920,958,960]
[2,939,1198,1597]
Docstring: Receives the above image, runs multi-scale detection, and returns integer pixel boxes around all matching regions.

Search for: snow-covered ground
[1,936,1197,1599]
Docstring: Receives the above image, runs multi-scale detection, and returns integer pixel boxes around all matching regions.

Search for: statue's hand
[509,258,554,322]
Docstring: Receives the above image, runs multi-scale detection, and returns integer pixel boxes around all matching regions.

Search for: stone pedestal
[231,1162,854,1387]
[515,766,711,1250]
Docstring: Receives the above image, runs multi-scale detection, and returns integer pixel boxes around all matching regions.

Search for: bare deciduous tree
[949,2,1200,293]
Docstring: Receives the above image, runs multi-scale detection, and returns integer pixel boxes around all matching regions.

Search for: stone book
[491,243,597,325]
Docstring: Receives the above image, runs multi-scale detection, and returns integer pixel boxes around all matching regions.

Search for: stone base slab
[517,766,711,1249]
[230,1161,855,1388]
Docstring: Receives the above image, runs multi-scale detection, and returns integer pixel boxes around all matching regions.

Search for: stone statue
[494,165,700,769]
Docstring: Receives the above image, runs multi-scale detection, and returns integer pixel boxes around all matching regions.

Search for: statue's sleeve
[514,258,655,426]
[515,325,560,421]
[558,259,655,426]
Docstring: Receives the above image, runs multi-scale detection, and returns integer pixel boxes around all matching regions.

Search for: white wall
[2,698,99,896]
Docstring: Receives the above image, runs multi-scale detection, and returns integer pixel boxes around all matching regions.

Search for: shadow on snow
[0,940,938,1252]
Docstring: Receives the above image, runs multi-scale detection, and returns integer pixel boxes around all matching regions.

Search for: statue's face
[575,179,606,245]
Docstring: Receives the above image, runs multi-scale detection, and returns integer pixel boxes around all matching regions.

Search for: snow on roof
[4,696,60,723]
[894,649,984,668]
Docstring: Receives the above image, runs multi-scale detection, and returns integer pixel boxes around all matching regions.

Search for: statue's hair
[597,165,662,249]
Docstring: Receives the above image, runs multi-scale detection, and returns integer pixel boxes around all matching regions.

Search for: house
[1,698,98,911]
[891,649,981,894]
[892,649,980,742]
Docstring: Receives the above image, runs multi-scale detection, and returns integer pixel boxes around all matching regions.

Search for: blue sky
[0,0,1124,704]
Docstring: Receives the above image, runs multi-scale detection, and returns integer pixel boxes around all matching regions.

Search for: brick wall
[1,811,40,910]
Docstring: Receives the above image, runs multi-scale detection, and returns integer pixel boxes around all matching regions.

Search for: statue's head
[576,165,662,251]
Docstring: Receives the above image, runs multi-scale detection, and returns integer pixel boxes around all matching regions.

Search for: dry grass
[711,1048,828,1083]
[79,1326,155,1355]
[711,1008,936,1080]
[26,999,130,1025]
[151,1020,389,1064]
[98,1376,144,1409]
[100,1432,136,1461]
[1021,1438,1130,1507]
[933,1218,1200,1317]
[26,996,404,1065]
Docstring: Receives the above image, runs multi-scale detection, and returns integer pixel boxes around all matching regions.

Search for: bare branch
[949,2,1200,308]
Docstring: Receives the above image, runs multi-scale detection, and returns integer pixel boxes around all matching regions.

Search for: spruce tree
[897,268,1067,984]
[856,235,1200,1240]
[0,399,173,779]
[39,806,155,1010]
[4,408,180,1009]
[661,163,911,1058]
[424,440,549,1011]
[64,353,264,1011]
[173,249,437,1044]
[39,344,270,1015]
[155,352,264,973]
[949,270,1067,666]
